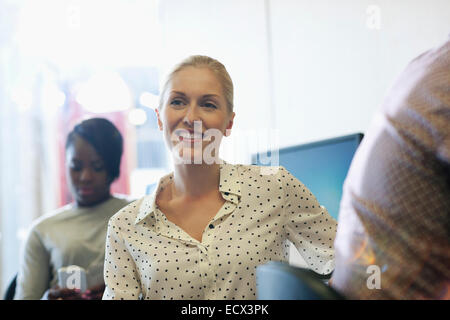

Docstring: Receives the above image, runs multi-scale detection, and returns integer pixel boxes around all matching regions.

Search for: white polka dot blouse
[103,163,337,300]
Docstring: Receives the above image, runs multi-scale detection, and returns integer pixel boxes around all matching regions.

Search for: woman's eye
[170,99,185,106]
[93,166,104,172]
[203,102,217,109]
[70,165,82,172]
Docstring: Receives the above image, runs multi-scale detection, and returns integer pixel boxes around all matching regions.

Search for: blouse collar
[135,161,241,225]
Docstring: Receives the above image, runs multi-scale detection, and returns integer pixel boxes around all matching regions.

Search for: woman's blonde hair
[158,55,234,113]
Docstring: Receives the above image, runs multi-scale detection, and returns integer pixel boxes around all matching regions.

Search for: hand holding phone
[57,265,87,293]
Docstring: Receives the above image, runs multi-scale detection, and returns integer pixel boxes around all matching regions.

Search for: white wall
[270,0,450,148]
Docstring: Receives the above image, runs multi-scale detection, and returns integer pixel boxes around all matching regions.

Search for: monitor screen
[252,133,363,220]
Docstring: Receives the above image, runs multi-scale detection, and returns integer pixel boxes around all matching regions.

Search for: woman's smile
[174,128,204,143]
[156,66,235,165]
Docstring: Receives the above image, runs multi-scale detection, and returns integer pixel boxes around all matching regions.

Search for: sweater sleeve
[15,226,51,299]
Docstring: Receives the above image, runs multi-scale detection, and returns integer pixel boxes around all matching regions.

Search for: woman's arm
[15,228,51,299]
[280,166,338,275]
[102,217,142,300]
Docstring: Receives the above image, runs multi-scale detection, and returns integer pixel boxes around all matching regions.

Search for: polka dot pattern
[103,163,337,300]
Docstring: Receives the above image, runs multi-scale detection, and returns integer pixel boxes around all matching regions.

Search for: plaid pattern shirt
[332,38,450,299]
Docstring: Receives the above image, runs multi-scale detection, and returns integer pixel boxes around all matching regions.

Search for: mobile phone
[57,265,87,292]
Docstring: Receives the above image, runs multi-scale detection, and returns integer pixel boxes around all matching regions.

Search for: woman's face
[156,66,235,164]
[66,135,111,206]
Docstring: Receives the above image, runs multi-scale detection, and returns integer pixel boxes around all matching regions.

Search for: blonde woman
[103,56,337,300]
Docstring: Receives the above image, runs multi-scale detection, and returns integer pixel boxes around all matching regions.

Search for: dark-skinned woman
[15,118,132,300]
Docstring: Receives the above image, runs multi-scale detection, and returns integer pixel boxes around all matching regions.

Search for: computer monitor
[252,133,363,220]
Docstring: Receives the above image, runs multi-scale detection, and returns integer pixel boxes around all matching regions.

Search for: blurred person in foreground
[331,37,450,299]
[15,118,133,300]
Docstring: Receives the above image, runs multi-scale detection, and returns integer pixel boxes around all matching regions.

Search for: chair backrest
[256,261,345,300]
[3,274,17,300]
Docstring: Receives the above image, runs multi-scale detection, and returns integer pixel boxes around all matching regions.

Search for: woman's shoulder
[225,163,307,195]
[108,195,149,225]
[31,196,133,229]
[28,203,76,233]
[109,194,136,210]
[224,162,288,180]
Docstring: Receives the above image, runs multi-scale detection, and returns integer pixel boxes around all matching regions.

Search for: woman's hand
[45,283,105,300]
[81,283,106,300]
[47,286,83,300]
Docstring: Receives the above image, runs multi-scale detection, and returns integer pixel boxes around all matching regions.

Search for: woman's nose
[183,104,200,126]
[79,168,94,181]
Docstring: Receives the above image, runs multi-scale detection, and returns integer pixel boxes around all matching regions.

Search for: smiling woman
[155,62,235,166]
[102,56,337,300]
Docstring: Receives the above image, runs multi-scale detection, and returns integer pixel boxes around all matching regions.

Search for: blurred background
[0,0,449,296]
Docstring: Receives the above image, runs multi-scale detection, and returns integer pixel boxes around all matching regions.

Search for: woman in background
[15,118,132,300]
[103,55,337,300]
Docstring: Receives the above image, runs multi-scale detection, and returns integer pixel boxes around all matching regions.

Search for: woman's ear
[224,112,235,136]
[155,108,163,131]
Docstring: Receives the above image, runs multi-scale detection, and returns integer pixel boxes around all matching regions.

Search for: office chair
[256,261,345,300]
[3,274,17,300]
